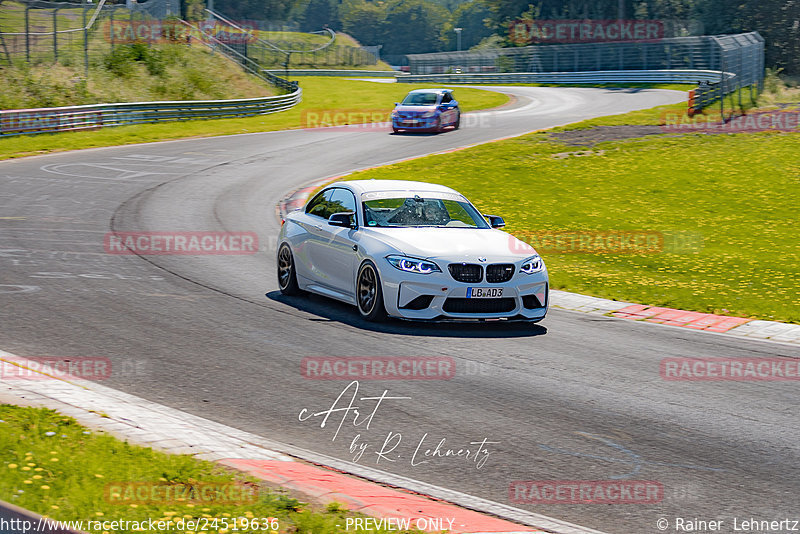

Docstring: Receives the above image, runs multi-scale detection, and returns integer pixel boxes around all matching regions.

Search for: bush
[102,44,166,77]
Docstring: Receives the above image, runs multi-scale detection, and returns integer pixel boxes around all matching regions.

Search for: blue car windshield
[362,196,490,228]
[401,93,440,106]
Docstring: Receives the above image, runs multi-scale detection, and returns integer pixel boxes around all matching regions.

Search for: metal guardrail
[263,69,402,77]
[0,89,302,137]
[398,69,731,85]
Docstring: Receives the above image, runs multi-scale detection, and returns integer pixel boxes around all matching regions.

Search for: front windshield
[362,194,490,228]
[401,92,439,106]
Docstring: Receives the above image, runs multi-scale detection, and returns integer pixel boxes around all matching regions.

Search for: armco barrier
[397,69,732,85]
[263,69,403,77]
[0,89,302,137]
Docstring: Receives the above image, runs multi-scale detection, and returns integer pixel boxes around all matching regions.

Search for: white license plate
[467,287,504,298]
[406,119,419,124]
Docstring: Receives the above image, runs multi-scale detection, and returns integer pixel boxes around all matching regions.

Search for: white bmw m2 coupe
[277,180,548,322]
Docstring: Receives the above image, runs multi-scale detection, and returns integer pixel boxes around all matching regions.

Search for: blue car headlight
[386,255,441,274]
[520,255,545,274]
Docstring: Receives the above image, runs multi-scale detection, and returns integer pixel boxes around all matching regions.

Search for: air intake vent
[448,263,483,283]
[443,297,516,314]
[486,264,514,283]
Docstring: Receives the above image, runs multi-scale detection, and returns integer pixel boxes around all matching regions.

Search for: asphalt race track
[1,86,798,534]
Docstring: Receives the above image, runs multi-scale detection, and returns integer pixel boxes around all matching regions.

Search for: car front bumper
[381,270,549,322]
[392,117,439,130]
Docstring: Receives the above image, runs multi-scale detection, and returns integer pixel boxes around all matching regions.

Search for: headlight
[520,255,544,274]
[391,110,399,117]
[386,255,441,274]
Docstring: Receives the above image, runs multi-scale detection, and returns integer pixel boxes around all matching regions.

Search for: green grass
[0,77,508,160]
[342,105,800,323]
[0,43,275,109]
[0,404,421,534]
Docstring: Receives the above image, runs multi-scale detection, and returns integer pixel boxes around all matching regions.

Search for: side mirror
[484,214,505,228]
[328,212,355,228]
[394,102,400,106]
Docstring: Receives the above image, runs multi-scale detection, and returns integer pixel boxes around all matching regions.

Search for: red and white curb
[0,350,606,534]
[549,290,800,344]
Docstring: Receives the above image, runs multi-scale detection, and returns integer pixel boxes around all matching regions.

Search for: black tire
[453,112,460,130]
[277,243,302,296]
[433,117,443,133]
[392,126,400,134]
[356,261,387,321]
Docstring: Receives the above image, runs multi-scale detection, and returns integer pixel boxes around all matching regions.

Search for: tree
[441,0,494,50]
[298,0,343,31]
[341,1,388,45]
[182,0,205,21]
[212,0,296,22]
[382,0,449,54]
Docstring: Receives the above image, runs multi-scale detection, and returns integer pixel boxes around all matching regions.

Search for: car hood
[395,105,437,113]
[363,227,538,262]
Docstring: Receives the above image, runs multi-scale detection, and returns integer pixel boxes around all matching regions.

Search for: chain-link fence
[0,0,180,69]
[407,32,764,115]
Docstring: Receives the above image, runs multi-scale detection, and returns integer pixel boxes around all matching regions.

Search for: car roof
[405,88,453,94]
[329,179,462,195]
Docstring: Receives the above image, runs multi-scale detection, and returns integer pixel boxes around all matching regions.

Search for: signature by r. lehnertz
[298,380,499,469]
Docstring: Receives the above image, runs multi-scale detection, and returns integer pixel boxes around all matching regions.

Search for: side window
[441,93,452,104]
[306,189,335,219]
[328,188,357,225]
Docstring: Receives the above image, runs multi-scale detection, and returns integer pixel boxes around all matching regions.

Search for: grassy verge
[0,78,508,160]
[342,104,800,323]
[0,404,419,534]
[0,44,275,110]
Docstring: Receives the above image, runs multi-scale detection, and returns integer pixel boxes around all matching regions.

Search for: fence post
[719,54,725,119]
[83,0,89,79]
[25,5,30,63]
[53,8,59,63]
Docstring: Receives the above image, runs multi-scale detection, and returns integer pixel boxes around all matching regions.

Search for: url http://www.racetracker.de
[1,516,280,532]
